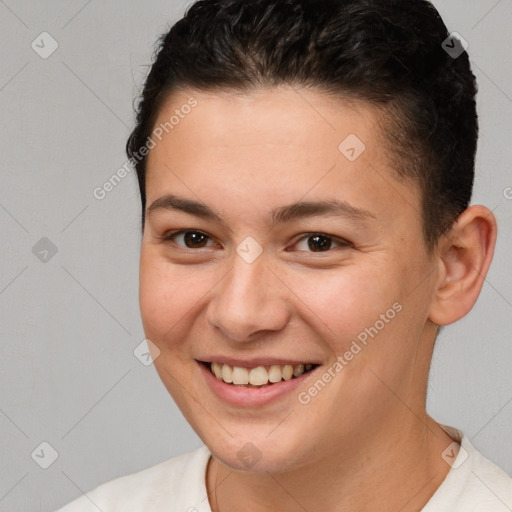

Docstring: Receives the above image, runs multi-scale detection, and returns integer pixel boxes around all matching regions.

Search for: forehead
[151,86,377,154]
[144,86,420,229]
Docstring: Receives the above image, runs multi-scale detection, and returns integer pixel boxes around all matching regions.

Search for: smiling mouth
[201,361,319,387]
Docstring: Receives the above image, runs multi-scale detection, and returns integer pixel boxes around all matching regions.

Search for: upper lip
[197,357,320,367]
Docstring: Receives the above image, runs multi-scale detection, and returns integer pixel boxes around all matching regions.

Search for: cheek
[285,263,402,349]
[138,248,204,346]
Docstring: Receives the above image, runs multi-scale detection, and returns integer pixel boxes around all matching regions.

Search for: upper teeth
[210,362,314,386]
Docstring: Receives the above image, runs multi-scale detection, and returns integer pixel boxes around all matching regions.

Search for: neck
[206,415,456,512]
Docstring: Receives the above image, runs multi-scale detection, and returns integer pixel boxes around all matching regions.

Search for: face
[139,86,439,473]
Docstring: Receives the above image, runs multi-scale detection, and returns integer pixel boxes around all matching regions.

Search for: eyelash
[161,230,353,253]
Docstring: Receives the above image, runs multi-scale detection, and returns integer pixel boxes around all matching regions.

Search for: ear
[428,205,497,326]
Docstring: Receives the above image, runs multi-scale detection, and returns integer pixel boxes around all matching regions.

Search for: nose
[206,252,291,343]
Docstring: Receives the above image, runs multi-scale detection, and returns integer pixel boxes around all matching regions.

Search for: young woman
[57,0,512,510]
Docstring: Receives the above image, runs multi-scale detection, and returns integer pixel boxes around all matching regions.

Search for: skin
[139,86,497,512]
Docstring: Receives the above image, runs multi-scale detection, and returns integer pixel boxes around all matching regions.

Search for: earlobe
[428,205,497,326]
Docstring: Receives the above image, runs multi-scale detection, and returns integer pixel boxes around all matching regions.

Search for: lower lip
[198,362,319,407]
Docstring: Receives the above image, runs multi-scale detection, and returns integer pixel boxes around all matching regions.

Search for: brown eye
[164,230,214,249]
[307,234,332,252]
[293,233,351,253]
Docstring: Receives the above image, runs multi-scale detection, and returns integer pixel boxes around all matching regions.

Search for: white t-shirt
[56,425,512,511]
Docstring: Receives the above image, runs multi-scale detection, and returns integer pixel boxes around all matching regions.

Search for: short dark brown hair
[127,0,478,253]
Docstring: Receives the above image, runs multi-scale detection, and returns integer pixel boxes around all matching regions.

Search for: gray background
[0,1,511,510]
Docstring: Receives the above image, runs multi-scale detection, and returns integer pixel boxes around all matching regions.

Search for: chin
[202,428,311,474]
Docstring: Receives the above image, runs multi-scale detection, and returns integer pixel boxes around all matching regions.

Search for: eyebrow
[146,193,376,227]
